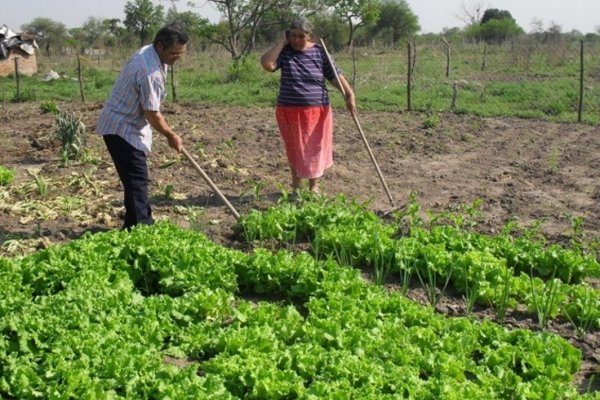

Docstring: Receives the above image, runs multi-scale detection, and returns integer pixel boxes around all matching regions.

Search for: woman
[260,17,356,193]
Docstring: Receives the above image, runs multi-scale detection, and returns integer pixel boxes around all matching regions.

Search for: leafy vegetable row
[237,195,600,332]
[0,223,592,398]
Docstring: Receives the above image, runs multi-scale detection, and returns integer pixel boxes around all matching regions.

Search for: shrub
[40,100,60,114]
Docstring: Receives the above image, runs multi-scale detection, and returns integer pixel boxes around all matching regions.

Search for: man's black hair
[153,23,189,48]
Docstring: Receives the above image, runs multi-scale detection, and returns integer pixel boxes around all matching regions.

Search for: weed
[563,213,598,256]
[171,206,207,232]
[40,100,60,114]
[216,138,236,154]
[227,57,257,82]
[186,207,207,232]
[162,184,174,200]
[54,111,86,165]
[421,113,441,129]
[546,146,560,174]
[241,178,266,202]
[194,143,206,157]
[27,169,49,198]
[0,166,15,186]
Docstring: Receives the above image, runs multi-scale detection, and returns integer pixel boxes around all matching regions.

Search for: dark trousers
[103,134,154,229]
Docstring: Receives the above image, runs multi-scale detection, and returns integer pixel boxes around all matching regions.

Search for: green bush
[40,100,60,114]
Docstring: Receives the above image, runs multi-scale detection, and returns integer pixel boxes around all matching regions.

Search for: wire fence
[2,38,600,124]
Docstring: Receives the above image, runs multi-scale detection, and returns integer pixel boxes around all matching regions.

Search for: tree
[165,9,215,51]
[253,0,325,44]
[480,8,515,25]
[544,22,562,43]
[466,8,522,44]
[456,0,486,25]
[200,0,294,60]
[311,12,347,50]
[326,0,380,49]
[102,18,129,49]
[21,18,68,57]
[70,17,107,53]
[529,18,544,35]
[369,0,419,46]
[124,0,165,46]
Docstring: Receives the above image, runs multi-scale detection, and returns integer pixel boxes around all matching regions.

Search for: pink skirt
[275,105,333,179]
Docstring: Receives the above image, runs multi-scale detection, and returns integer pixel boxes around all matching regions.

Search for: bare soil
[1,101,599,392]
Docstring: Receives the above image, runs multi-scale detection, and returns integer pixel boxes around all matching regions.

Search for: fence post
[451,82,458,109]
[76,53,86,103]
[411,40,417,78]
[14,58,21,101]
[407,41,412,112]
[442,36,451,78]
[577,40,583,123]
[481,44,487,71]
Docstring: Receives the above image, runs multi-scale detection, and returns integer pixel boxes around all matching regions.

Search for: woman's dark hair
[153,23,189,48]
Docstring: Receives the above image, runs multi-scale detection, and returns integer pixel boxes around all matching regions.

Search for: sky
[1,0,598,35]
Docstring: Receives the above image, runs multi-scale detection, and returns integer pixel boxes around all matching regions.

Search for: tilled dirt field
[1,101,599,391]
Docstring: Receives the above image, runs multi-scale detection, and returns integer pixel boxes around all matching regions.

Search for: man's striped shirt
[96,44,167,152]
[276,44,341,106]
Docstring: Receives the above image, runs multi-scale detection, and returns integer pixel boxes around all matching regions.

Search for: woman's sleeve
[275,47,285,70]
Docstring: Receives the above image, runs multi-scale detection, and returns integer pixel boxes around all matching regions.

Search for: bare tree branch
[456,0,486,26]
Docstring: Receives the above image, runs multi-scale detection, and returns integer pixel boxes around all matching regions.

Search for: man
[97,23,188,230]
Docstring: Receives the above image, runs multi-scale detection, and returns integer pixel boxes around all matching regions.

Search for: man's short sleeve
[139,73,164,111]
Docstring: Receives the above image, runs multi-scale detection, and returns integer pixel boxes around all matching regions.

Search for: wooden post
[451,82,458,109]
[407,41,412,112]
[577,40,584,123]
[481,44,487,71]
[411,40,417,78]
[442,36,451,78]
[170,65,177,103]
[76,54,86,102]
[14,58,21,101]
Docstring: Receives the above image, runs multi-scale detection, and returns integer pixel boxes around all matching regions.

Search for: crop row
[0,223,594,398]
[238,195,600,333]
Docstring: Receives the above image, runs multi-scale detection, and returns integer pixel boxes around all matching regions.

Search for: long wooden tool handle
[181,147,241,220]
[350,113,395,207]
[319,39,395,207]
